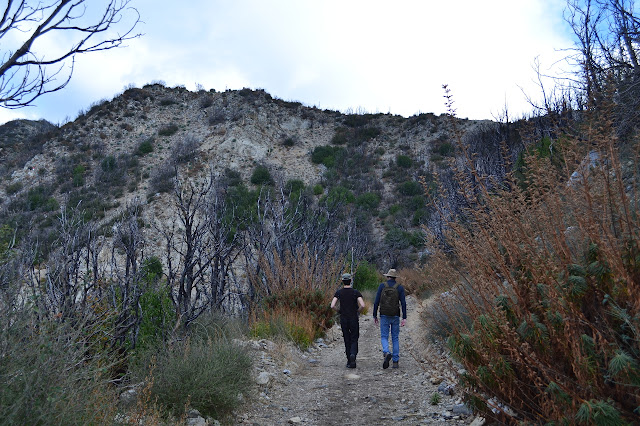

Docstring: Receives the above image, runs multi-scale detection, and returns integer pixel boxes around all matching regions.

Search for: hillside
[0,84,510,268]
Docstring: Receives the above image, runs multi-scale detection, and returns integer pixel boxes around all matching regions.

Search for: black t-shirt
[334,287,363,318]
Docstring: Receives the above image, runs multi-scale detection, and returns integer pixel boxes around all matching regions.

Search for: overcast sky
[0,0,574,125]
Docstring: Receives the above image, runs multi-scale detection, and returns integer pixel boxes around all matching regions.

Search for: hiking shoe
[383,353,392,369]
[347,354,356,368]
[392,361,399,369]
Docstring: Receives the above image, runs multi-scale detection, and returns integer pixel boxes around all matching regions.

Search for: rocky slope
[0,85,512,264]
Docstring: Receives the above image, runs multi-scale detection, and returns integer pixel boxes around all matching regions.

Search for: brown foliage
[426,93,640,423]
[248,244,345,344]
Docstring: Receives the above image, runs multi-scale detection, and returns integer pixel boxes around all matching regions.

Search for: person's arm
[357,296,365,312]
[399,285,407,326]
[373,284,383,324]
[331,296,339,311]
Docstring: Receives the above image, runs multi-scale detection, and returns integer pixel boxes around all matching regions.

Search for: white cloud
[0,0,574,125]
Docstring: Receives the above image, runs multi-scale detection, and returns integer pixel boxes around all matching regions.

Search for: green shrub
[101,155,116,172]
[323,185,355,206]
[136,138,154,156]
[224,168,243,187]
[159,97,177,106]
[404,195,425,212]
[311,145,343,168]
[285,179,305,194]
[331,127,350,145]
[313,184,324,195]
[356,192,381,210]
[26,186,58,211]
[397,155,412,168]
[398,180,423,196]
[158,123,179,137]
[388,204,402,215]
[135,284,175,352]
[384,227,411,250]
[148,335,252,419]
[433,141,454,157]
[72,164,85,187]
[0,314,119,425]
[286,323,312,349]
[331,126,380,145]
[5,181,23,195]
[250,165,273,185]
[353,261,380,291]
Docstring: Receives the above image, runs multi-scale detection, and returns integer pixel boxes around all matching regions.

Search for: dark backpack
[379,282,400,316]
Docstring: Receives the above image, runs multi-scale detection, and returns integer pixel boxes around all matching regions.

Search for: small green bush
[5,181,23,195]
[285,179,305,194]
[26,186,58,211]
[159,97,177,106]
[389,204,402,215]
[323,185,355,206]
[354,261,380,291]
[135,285,175,352]
[286,323,312,349]
[311,145,343,168]
[356,192,381,210]
[0,314,119,425]
[435,141,454,157]
[136,138,154,156]
[158,124,179,137]
[398,180,423,196]
[331,126,380,146]
[313,184,324,195]
[72,164,85,187]
[397,155,413,168]
[250,165,273,185]
[224,168,243,187]
[148,336,252,419]
[101,155,116,172]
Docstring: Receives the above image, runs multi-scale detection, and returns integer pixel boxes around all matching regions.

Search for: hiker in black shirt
[331,273,365,368]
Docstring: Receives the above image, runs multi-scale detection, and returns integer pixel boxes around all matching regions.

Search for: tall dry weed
[248,244,345,345]
[426,90,640,423]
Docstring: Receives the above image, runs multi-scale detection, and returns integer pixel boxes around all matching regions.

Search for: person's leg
[380,315,391,355]
[340,316,351,361]
[390,316,400,362]
[349,316,359,358]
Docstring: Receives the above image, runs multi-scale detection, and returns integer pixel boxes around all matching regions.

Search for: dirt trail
[236,296,480,425]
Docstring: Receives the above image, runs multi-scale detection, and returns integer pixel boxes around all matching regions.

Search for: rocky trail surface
[235,295,486,425]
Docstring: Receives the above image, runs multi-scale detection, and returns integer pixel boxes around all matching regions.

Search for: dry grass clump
[248,244,344,348]
[426,101,640,423]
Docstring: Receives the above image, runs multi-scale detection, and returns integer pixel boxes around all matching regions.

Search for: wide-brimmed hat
[341,273,352,281]
[383,269,398,278]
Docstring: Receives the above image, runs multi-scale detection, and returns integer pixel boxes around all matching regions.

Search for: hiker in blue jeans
[373,269,407,369]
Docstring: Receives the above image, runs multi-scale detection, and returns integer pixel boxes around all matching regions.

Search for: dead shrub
[248,244,344,346]
[426,94,640,423]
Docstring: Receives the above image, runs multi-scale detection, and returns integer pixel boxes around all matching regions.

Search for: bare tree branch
[0,0,141,108]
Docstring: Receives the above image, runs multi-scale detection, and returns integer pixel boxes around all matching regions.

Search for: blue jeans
[380,315,400,362]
